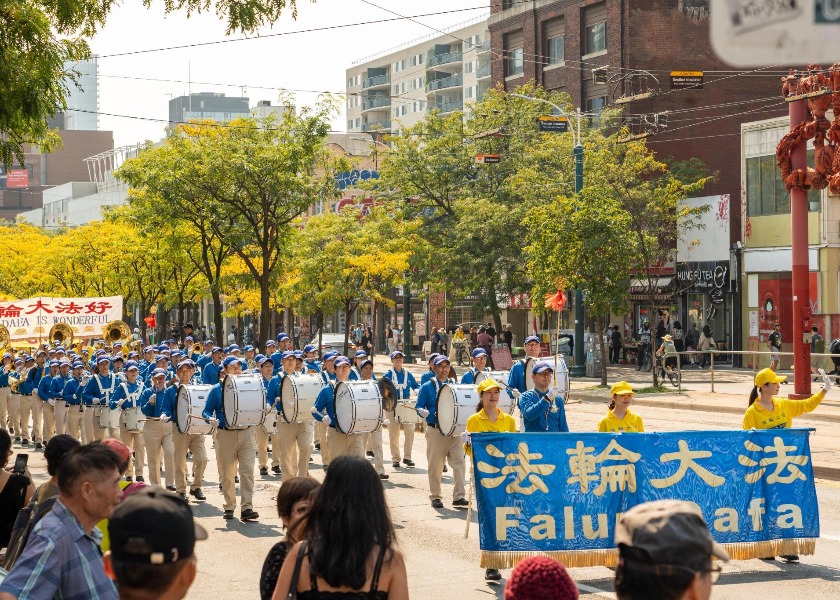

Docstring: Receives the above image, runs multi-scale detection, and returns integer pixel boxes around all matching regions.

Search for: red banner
[5,169,29,188]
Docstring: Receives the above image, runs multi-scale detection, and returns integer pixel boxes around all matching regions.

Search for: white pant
[143,419,174,487]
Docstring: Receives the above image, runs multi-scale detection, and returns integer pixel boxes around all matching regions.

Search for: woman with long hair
[272,456,408,599]
[260,476,321,600]
[0,428,34,549]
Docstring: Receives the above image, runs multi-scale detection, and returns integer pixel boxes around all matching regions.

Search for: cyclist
[655,334,679,386]
[636,321,652,371]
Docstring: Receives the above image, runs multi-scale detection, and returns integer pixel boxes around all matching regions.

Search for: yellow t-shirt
[465,408,517,455]
[597,409,644,433]
[742,391,825,430]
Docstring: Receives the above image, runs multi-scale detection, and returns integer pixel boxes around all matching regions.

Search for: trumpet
[8,370,21,393]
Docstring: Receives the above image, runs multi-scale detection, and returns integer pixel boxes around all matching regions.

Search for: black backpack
[2,484,58,570]
[830,339,840,355]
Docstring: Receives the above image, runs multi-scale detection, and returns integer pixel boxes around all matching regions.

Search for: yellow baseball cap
[610,381,635,396]
[477,378,504,394]
[755,368,787,388]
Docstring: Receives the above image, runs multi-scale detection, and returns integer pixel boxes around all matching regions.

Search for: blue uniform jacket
[319,370,336,385]
[24,365,46,395]
[507,359,530,393]
[62,377,84,405]
[263,376,281,411]
[82,373,117,406]
[382,369,419,400]
[161,383,182,420]
[303,360,321,374]
[312,383,337,428]
[37,374,54,401]
[110,380,145,411]
[460,367,489,385]
[202,383,227,428]
[420,371,435,386]
[49,375,70,400]
[0,368,9,388]
[415,377,452,426]
[270,351,284,376]
[139,385,169,418]
[202,361,221,385]
[518,388,569,432]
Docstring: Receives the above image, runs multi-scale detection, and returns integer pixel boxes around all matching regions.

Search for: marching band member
[256,357,281,477]
[202,356,259,521]
[0,353,11,433]
[276,333,291,354]
[349,350,367,380]
[313,351,337,462]
[293,350,305,375]
[23,352,46,448]
[518,361,569,433]
[201,347,224,385]
[244,345,257,371]
[275,351,312,481]
[302,345,321,373]
[110,361,146,482]
[140,368,176,490]
[139,346,155,379]
[359,359,388,480]
[313,356,364,462]
[62,362,87,442]
[383,350,419,469]
[415,355,467,509]
[37,360,59,445]
[8,357,25,444]
[420,353,440,385]
[196,340,215,370]
[319,351,337,385]
[266,340,281,375]
[459,348,490,385]
[162,359,208,501]
[82,355,114,442]
[507,335,542,399]
[50,360,71,436]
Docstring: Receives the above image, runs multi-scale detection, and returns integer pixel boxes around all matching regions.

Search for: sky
[88,0,491,147]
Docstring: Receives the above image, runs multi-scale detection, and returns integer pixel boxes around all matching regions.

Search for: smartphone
[12,453,28,474]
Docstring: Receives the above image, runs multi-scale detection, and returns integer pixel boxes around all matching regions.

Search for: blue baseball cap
[293,350,304,359]
[532,360,554,375]
[228,344,240,351]
[177,359,195,370]
[427,353,440,363]
[281,350,295,361]
[222,356,239,367]
[72,362,84,369]
[266,340,277,348]
[97,356,111,365]
[184,336,194,342]
[303,344,317,354]
[258,357,274,367]
[211,347,222,354]
[472,348,487,358]
[14,358,24,365]
[524,335,540,345]
[433,355,451,366]
[203,340,214,346]
[170,350,182,357]
[155,355,167,363]
[254,353,265,362]
[354,350,367,358]
[150,368,167,378]
[49,360,60,367]
[244,345,255,352]
[143,346,154,353]
[322,351,338,361]
[277,333,289,342]
[125,362,140,372]
[359,359,373,369]
[334,356,351,368]
[390,351,404,360]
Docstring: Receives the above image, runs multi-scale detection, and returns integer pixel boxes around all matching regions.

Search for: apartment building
[346,15,492,136]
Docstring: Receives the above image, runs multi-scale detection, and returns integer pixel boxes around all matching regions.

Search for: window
[584,3,607,55]
[544,18,565,65]
[586,96,607,114]
[746,151,820,216]
[504,30,524,77]
[355,118,361,128]
[348,119,354,129]
[465,61,473,74]
[393,84,399,95]
[465,86,474,99]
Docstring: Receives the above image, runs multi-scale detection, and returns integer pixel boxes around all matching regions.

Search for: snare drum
[98,405,119,429]
[436,384,478,437]
[473,370,515,415]
[177,385,216,435]
[334,381,382,434]
[281,374,323,424]
[474,370,510,386]
[395,401,421,425]
[122,406,144,433]
[261,411,278,435]
[222,375,266,428]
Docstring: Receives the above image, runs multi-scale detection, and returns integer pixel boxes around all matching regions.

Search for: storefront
[676,259,735,355]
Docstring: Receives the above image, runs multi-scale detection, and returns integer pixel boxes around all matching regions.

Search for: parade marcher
[598,381,644,433]
[109,362,147,483]
[507,336,542,399]
[195,340,214,370]
[201,347,224,385]
[257,357,282,477]
[140,369,176,490]
[63,362,88,443]
[313,356,365,462]
[518,361,569,433]
[382,351,419,469]
[420,353,440,386]
[22,354,45,449]
[50,361,71,437]
[358,359,387,480]
[302,345,321,374]
[37,360,60,446]
[244,345,257,371]
[0,353,11,434]
[614,500,728,600]
[415,355,467,509]
[459,348,490,385]
[293,350,305,375]
[82,355,117,443]
[162,360,208,502]
[349,350,367,380]
[275,352,313,481]
[314,351,337,459]
[8,358,25,444]
[202,356,259,521]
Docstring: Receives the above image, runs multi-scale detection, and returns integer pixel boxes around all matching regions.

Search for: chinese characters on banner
[0,296,124,341]
[472,430,818,567]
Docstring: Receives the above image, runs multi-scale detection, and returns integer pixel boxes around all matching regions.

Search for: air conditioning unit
[592,66,608,85]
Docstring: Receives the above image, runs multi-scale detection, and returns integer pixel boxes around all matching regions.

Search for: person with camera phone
[0,429,35,549]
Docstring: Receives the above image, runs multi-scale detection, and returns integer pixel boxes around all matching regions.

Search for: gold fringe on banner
[480,538,817,570]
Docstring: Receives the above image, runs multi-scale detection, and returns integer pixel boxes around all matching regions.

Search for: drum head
[436,385,456,436]
[222,376,234,425]
[525,358,535,391]
[377,378,397,412]
[177,386,190,434]
[334,382,354,434]
[280,376,296,422]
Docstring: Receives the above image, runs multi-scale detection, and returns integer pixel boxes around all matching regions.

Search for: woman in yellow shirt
[598,381,644,432]
[743,367,828,430]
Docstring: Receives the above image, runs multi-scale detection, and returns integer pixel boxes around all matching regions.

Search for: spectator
[105,488,206,600]
[0,443,122,600]
[698,325,714,369]
[672,320,684,358]
[810,325,824,379]
[272,456,408,599]
[35,434,81,506]
[504,556,578,600]
[610,325,622,365]
[486,321,497,344]
[501,324,513,352]
[260,477,321,600]
[430,327,440,354]
[685,323,699,366]
[0,429,35,550]
[614,499,728,600]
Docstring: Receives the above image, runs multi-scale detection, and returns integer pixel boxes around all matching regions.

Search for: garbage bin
[585,346,603,378]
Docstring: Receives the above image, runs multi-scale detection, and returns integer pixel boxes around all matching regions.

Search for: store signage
[670,71,704,90]
[676,260,730,292]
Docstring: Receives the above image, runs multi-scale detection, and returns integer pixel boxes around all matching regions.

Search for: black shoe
[272,465,281,474]
[431,499,444,509]
[366,450,375,458]
[34,442,43,450]
[760,557,776,561]
[379,473,389,480]
[21,439,29,446]
[314,442,320,450]
[14,436,20,443]
[392,461,400,468]
[179,492,187,500]
[9,427,13,435]
[780,554,799,562]
[485,568,502,581]
[190,488,206,500]
[443,465,448,473]
[452,498,469,507]
[136,475,145,482]
[125,476,133,482]
[223,510,234,520]
[403,458,415,467]
[260,467,268,476]
[166,486,176,492]
[235,475,239,483]
[241,508,259,521]
[218,484,222,492]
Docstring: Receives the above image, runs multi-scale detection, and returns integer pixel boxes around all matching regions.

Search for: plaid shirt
[0,499,118,600]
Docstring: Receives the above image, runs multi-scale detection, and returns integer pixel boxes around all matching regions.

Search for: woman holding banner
[598,381,644,433]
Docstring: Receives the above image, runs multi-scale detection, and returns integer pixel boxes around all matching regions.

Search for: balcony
[475,40,491,53]
[362,96,391,111]
[428,50,463,68]
[427,100,463,114]
[362,74,390,90]
[477,63,491,79]
[362,120,391,132]
[426,73,462,93]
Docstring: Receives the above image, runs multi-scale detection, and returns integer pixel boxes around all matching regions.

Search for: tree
[0,222,53,298]
[0,0,305,169]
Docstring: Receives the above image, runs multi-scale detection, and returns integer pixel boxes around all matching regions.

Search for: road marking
[576,583,617,598]
[820,533,840,542]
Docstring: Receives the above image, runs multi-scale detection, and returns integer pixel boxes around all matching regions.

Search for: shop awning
[629,277,674,301]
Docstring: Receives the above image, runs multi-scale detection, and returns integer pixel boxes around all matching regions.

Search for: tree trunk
[211,289,224,348]
[343,302,352,357]
[259,281,271,352]
[318,312,324,359]
[598,314,608,386]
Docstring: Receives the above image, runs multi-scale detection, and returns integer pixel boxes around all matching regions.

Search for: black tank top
[298,544,389,600]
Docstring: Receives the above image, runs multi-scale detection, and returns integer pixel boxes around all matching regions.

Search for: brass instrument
[103,320,131,352]
[0,324,10,358]
[49,323,74,348]
[8,369,21,393]
[192,341,203,355]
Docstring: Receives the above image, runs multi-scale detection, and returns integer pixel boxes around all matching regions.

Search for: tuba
[49,323,74,348]
[192,341,204,355]
[103,320,131,350]
[0,324,10,355]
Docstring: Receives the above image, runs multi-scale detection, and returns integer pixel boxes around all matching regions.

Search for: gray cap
[615,500,729,567]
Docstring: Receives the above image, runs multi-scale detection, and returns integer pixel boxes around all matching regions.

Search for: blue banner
[471,430,818,562]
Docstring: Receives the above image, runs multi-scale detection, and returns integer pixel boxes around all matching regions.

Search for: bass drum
[473,370,515,415]
[436,384,477,437]
[222,375,266,428]
[554,356,570,402]
[334,381,382,435]
[177,385,216,435]
[524,358,536,391]
[281,374,323,424]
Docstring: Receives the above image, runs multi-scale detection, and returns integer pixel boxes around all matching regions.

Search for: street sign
[5,169,28,189]
[710,0,840,66]
[474,154,501,164]
[537,115,569,133]
[670,71,704,90]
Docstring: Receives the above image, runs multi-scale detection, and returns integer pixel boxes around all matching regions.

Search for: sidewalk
[371,354,840,481]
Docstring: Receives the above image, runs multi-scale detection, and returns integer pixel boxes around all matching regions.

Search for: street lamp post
[510,93,586,377]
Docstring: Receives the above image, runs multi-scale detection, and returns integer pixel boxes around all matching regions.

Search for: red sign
[5,169,28,188]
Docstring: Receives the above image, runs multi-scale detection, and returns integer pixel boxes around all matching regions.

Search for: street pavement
[10,355,840,598]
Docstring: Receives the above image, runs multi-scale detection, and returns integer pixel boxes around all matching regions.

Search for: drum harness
[387,369,409,402]
[94,373,116,407]
[118,380,145,409]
